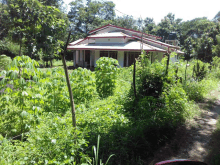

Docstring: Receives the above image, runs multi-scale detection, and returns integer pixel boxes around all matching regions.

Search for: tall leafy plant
[95,57,118,98]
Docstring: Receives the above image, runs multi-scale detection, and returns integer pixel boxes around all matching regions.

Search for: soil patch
[146,89,220,165]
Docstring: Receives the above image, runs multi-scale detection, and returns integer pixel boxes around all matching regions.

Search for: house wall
[158,52,164,62]
[117,51,124,67]
[94,50,100,67]
[170,55,178,63]
[151,52,164,62]
[79,50,165,68]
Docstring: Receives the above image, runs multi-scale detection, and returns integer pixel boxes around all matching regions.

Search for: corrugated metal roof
[69,38,84,46]
[176,50,184,54]
[88,32,131,38]
[67,41,167,52]
[133,35,180,49]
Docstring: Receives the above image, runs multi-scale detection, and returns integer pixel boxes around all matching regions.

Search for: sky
[64,0,219,24]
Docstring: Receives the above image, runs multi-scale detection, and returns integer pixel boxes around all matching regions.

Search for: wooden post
[83,50,85,68]
[133,59,137,99]
[61,31,76,128]
[185,60,188,81]
[165,53,170,76]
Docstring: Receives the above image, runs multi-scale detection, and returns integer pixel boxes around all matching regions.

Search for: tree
[6,0,43,56]
[183,36,194,60]
[5,0,68,64]
[35,5,69,66]
[196,33,213,61]
[68,0,115,38]
[114,15,137,30]
[155,13,182,42]
[0,2,9,39]
[212,35,220,57]
[143,17,156,34]
[38,0,64,8]
[214,11,220,22]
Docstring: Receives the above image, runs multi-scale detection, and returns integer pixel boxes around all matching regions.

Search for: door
[85,50,90,67]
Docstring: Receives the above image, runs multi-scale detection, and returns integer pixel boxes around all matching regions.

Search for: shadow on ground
[145,98,220,165]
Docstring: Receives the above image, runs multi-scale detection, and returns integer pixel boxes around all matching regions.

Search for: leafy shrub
[192,60,210,81]
[212,56,220,69]
[0,55,12,70]
[136,55,167,99]
[70,67,97,104]
[183,79,217,102]
[0,39,22,58]
[162,84,189,125]
[95,57,118,98]
[0,113,91,164]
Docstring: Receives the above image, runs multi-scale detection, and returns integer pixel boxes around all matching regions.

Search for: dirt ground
[146,88,220,165]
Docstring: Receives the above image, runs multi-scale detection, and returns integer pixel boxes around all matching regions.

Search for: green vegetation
[1,0,220,164]
[0,55,220,164]
[95,57,119,98]
[0,55,12,70]
[1,0,220,63]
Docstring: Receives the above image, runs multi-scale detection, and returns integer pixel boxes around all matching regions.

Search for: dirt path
[147,88,220,165]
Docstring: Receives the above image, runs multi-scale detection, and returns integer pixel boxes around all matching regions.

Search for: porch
[72,50,164,68]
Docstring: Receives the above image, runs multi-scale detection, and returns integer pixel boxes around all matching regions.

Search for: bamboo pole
[61,31,76,128]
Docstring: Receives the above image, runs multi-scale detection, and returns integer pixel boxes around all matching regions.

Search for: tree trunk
[61,31,76,128]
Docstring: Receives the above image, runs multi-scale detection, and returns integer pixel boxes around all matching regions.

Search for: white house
[67,24,184,67]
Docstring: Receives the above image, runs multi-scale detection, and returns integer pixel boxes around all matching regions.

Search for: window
[100,51,117,59]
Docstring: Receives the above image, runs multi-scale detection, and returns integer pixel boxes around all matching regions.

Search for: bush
[162,84,189,125]
[0,39,22,58]
[0,113,91,164]
[95,57,119,98]
[183,78,217,102]
[136,55,167,99]
[0,55,12,70]
[70,67,97,104]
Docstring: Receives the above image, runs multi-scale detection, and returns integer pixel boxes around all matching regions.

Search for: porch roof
[67,41,167,52]
[176,50,184,54]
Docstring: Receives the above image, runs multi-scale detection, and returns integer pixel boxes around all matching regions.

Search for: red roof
[88,24,162,40]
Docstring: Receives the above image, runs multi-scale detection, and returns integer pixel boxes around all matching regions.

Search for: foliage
[3,0,69,62]
[0,56,219,164]
[70,67,97,104]
[183,36,194,60]
[135,54,166,99]
[95,57,119,98]
[0,39,22,57]
[212,35,220,56]
[68,0,115,37]
[2,2,220,164]
[192,60,210,81]
[212,56,220,69]
[89,135,115,165]
[0,114,90,164]
[0,55,12,70]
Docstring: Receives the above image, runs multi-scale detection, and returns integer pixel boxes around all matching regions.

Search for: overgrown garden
[1,0,220,164]
[0,54,220,164]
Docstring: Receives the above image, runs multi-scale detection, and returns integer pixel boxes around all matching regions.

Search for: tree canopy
[0,0,220,61]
